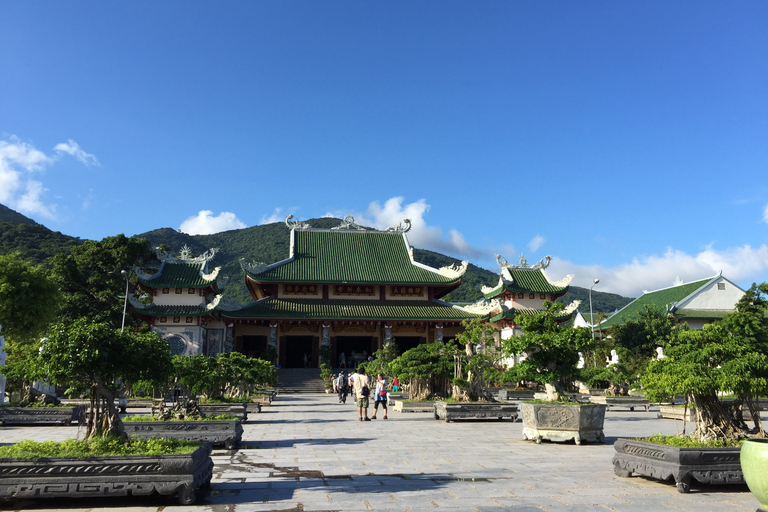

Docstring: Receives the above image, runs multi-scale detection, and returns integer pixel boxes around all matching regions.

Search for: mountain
[0,203,633,312]
[139,219,633,311]
[0,205,83,264]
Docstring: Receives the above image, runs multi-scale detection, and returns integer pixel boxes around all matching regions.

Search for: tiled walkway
[0,394,761,511]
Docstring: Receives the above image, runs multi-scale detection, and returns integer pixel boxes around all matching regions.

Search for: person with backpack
[337,371,348,403]
[353,367,371,421]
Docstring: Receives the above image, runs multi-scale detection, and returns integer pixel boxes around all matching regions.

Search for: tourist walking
[337,371,348,403]
[371,373,388,419]
[353,368,371,421]
[392,376,399,393]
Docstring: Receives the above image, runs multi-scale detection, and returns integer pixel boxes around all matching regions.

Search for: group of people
[334,369,399,421]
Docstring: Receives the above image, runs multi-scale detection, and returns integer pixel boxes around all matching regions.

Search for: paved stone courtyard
[0,394,762,512]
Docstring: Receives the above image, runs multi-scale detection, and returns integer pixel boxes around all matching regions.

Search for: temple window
[529,293,535,299]
[718,283,726,290]
[162,288,169,294]
[173,317,181,323]
[188,288,196,294]
[175,288,182,294]
[517,293,524,299]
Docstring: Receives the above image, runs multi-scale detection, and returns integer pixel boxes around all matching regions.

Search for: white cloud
[54,139,100,167]
[551,244,768,298]
[179,210,247,235]
[0,136,56,219]
[528,235,545,253]
[260,207,287,225]
[336,197,485,260]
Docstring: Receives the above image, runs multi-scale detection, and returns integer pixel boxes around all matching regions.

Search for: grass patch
[640,434,743,449]
[0,403,80,409]
[198,396,246,404]
[0,436,200,460]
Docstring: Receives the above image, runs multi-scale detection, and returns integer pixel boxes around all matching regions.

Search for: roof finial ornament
[519,254,528,267]
[285,214,311,231]
[386,219,411,234]
[331,215,365,231]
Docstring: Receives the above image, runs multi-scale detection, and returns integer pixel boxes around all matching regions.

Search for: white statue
[577,352,585,369]
[607,349,619,366]
[0,325,6,404]
[656,346,666,360]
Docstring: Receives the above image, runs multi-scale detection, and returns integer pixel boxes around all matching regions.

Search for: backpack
[361,385,370,397]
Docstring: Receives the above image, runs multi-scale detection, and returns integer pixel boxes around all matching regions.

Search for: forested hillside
[0,204,632,312]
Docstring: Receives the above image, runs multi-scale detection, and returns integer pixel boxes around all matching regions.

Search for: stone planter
[590,396,651,412]
[393,401,435,413]
[125,420,244,450]
[249,394,272,406]
[495,389,535,401]
[742,438,768,510]
[433,401,518,422]
[198,403,247,422]
[0,443,213,505]
[613,438,743,493]
[245,402,263,414]
[658,405,697,422]
[520,402,606,445]
[0,406,85,426]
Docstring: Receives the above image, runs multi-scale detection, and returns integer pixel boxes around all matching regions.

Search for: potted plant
[388,338,454,411]
[614,283,768,493]
[503,302,604,444]
[433,319,518,422]
[320,362,333,393]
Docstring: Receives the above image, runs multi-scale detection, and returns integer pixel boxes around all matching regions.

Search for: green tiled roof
[221,297,481,321]
[137,262,216,289]
[133,304,216,318]
[483,268,569,299]
[599,278,712,330]
[246,230,462,286]
[671,309,732,320]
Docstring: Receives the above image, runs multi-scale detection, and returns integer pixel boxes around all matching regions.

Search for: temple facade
[130,216,483,368]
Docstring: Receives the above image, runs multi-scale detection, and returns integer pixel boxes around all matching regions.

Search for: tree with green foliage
[361,342,400,379]
[51,234,155,328]
[172,353,277,400]
[503,302,594,401]
[37,319,172,438]
[389,340,456,400]
[643,283,768,442]
[451,318,500,401]
[0,253,60,343]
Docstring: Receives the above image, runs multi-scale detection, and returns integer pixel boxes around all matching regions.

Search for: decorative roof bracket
[439,260,469,279]
[285,214,311,231]
[386,219,411,234]
[331,215,367,231]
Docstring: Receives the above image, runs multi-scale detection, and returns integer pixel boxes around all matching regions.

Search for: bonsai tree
[451,318,500,401]
[503,301,594,401]
[643,283,768,442]
[173,353,278,400]
[389,340,456,400]
[361,341,400,379]
[37,319,172,438]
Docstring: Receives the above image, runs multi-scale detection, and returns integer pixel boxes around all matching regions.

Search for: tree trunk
[88,377,124,439]
[544,382,560,401]
[690,394,749,442]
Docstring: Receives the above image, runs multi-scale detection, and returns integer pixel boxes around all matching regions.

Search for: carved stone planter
[520,402,606,445]
[198,403,247,421]
[0,443,213,505]
[658,405,697,422]
[590,396,651,412]
[393,401,434,413]
[433,402,518,422]
[124,420,244,450]
[613,438,743,493]
[0,406,85,426]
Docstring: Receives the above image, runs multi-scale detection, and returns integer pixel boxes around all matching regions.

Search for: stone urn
[520,402,606,445]
[741,438,768,510]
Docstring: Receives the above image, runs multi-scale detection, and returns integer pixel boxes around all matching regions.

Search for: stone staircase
[276,368,326,394]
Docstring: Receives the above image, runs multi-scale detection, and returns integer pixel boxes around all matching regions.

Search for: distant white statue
[0,325,7,404]
[607,349,619,366]
[577,352,585,369]
[656,347,666,360]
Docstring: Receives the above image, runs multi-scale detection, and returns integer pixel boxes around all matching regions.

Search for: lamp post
[120,270,129,332]
[589,278,599,343]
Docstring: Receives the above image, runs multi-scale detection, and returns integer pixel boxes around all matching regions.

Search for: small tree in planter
[451,318,500,401]
[172,353,277,400]
[361,342,400,380]
[643,283,768,442]
[389,340,455,400]
[503,302,593,401]
[37,319,172,438]
[319,363,334,391]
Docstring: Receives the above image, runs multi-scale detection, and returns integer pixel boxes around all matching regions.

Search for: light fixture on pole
[589,278,599,342]
[120,270,129,332]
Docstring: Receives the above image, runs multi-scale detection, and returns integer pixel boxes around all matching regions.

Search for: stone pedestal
[520,402,606,445]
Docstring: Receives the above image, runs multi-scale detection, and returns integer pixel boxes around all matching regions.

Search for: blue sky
[1,2,766,297]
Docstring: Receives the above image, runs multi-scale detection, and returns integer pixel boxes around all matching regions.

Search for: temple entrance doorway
[336,336,373,369]
[393,336,422,353]
[236,335,267,359]
[282,336,315,368]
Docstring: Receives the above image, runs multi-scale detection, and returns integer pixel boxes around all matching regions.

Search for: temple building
[130,216,483,368]
[596,274,745,332]
[481,254,580,339]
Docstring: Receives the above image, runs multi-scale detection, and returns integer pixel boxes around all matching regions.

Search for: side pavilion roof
[482,254,572,299]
